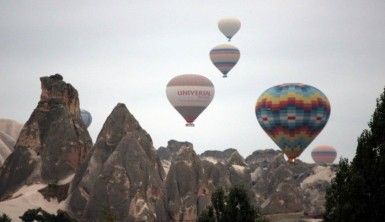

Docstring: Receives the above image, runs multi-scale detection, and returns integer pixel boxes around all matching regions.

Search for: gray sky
[1,0,385,163]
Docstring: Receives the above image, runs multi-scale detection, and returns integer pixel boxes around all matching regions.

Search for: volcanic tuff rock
[0,119,23,165]
[246,149,285,170]
[198,149,251,188]
[157,140,193,176]
[158,144,255,219]
[164,143,211,221]
[301,165,336,217]
[157,140,193,162]
[246,149,334,215]
[200,148,238,164]
[0,74,93,199]
[67,103,168,222]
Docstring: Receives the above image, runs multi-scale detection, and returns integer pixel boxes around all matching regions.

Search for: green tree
[198,185,268,222]
[324,87,385,221]
[224,186,256,222]
[211,187,225,221]
[197,206,215,222]
[0,213,11,222]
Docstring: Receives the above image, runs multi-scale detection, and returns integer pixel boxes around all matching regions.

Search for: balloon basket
[222,74,228,78]
[287,158,296,165]
[185,123,195,127]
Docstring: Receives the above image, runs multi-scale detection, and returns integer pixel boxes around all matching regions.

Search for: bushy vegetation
[324,87,385,221]
[198,185,268,222]
[0,213,11,222]
[19,208,76,222]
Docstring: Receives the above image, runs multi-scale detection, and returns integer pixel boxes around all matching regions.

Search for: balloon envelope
[166,74,215,126]
[218,17,241,41]
[210,44,240,78]
[255,83,331,162]
[312,145,337,164]
[80,109,92,128]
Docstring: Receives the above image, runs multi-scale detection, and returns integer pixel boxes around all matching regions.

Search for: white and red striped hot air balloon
[311,145,337,164]
[210,43,240,78]
[166,74,215,127]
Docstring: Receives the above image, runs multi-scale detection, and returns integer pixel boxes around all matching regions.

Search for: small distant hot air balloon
[80,109,92,128]
[255,83,331,163]
[210,44,240,78]
[312,145,337,164]
[218,17,241,41]
[166,74,215,126]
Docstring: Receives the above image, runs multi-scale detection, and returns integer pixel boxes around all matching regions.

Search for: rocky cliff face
[162,141,211,221]
[0,119,23,165]
[200,148,238,164]
[0,74,93,199]
[157,140,193,176]
[199,148,251,189]
[246,149,334,216]
[67,103,168,222]
[159,146,335,217]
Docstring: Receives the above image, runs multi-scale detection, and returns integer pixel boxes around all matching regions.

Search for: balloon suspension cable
[185,122,195,127]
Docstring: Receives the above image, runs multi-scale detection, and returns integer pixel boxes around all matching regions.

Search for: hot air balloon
[210,44,240,78]
[80,109,92,128]
[166,74,215,126]
[311,145,337,164]
[218,17,241,41]
[255,83,331,163]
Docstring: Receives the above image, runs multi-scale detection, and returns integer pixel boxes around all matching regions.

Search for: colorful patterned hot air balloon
[166,74,215,126]
[210,44,240,78]
[312,145,337,164]
[218,17,241,41]
[255,83,331,163]
[80,109,92,128]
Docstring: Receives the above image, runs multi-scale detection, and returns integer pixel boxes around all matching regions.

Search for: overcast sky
[1,0,385,163]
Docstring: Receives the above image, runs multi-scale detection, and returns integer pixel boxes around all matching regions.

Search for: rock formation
[67,103,168,222]
[199,148,251,189]
[246,149,334,215]
[200,148,238,164]
[163,142,210,221]
[0,74,93,199]
[0,74,336,220]
[157,140,193,176]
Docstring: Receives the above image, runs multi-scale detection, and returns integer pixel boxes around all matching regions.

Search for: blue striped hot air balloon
[80,109,92,128]
[210,43,240,78]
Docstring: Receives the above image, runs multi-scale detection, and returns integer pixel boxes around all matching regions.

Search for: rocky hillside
[0,74,335,221]
[159,144,336,218]
[0,119,23,165]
